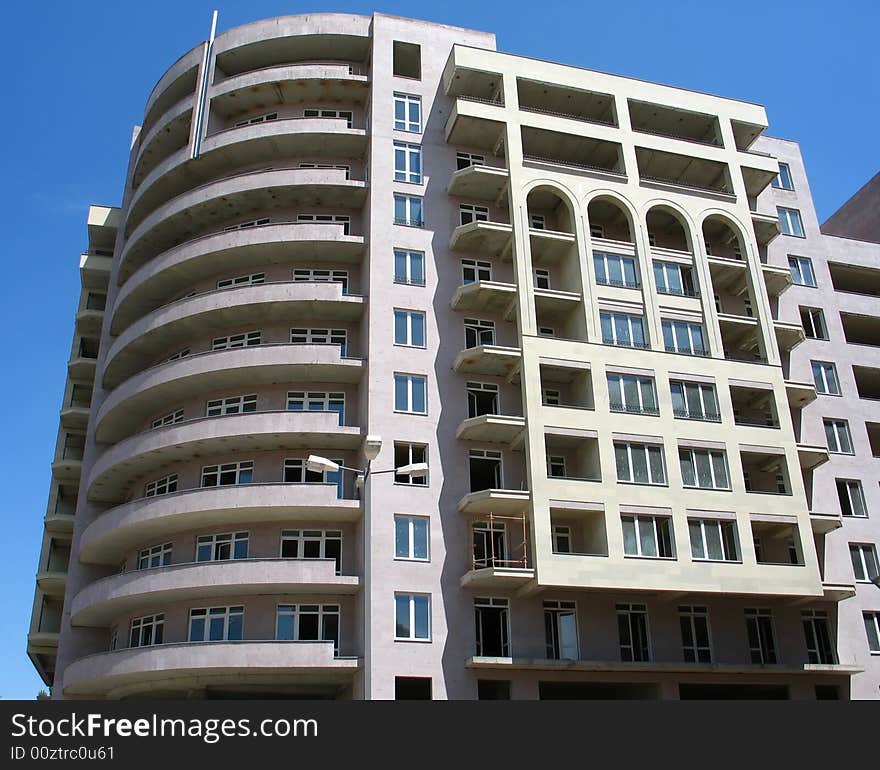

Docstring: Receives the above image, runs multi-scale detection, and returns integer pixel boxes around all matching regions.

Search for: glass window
[778,207,805,237]
[600,311,647,348]
[394,93,421,132]
[138,543,172,570]
[395,515,429,560]
[671,380,719,421]
[621,515,674,557]
[144,474,178,497]
[211,330,261,350]
[462,259,492,284]
[464,318,495,348]
[290,327,347,356]
[394,373,427,413]
[824,419,854,454]
[800,307,827,340]
[812,361,840,395]
[679,605,712,663]
[217,272,265,289]
[456,152,485,170]
[129,614,164,648]
[544,600,579,660]
[662,319,706,356]
[607,373,658,415]
[292,268,348,293]
[688,519,739,561]
[394,249,425,286]
[771,162,794,190]
[394,194,423,226]
[395,593,431,640]
[196,532,249,562]
[200,461,253,487]
[286,391,345,425]
[679,447,730,490]
[593,252,639,289]
[283,458,343,497]
[837,479,867,517]
[295,213,350,234]
[788,256,816,286]
[850,543,879,583]
[280,530,342,573]
[459,204,489,225]
[617,603,650,662]
[303,108,353,127]
[745,608,776,663]
[653,260,698,297]
[615,443,666,485]
[188,606,243,642]
[151,409,184,429]
[864,612,880,653]
[394,442,428,485]
[276,604,340,652]
[206,394,257,417]
[394,141,422,184]
[394,309,426,348]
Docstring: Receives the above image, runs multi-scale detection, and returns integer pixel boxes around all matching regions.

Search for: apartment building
[28,12,878,700]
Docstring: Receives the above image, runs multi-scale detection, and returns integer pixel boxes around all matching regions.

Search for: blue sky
[0,0,876,699]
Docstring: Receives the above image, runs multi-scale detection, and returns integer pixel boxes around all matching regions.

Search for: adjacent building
[27,12,879,699]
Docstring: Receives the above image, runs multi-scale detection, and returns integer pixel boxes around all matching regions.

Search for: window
[394,309,426,348]
[224,217,270,231]
[538,326,556,337]
[679,447,730,490]
[617,603,650,662]
[802,610,836,664]
[544,600,579,660]
[394,141,422,183]
[745,608,777,663]
[533,268,551,289]
[778,207,805,237]
[811,361,840,395]
[662,319,707,356]
[167,347,190,362]
[800,307,827,340]
[462,259,492,284]
[671,380,720,421]
[151,409,184,429]
[138,543,171,570]
[393,93,421,133]
[542,388,561,406]
[234,111,277,127]
[395,593,430,640]
[394,442,428,485]
[837,479,868,517]
[824,419,854,454]
[622,515,673,557]
[615,443,666,486]
[679,606,712,663]
[547,455,566,478]
[293,269,349,293]
[593,251,639,289]
[459,204,489,225]
[201,461,253,487]
[600,311,647,348]
[552,525,572,553]
[276,604,340,651]
[395,515,429,560]
[145,474,178,497]
[654,260,698,297]
[206,394,257,417]
[865,612,880,653]
[474,597,510,656]
[303,108,353,127]
[394,193,423,227]
[467,382,499,418]
[394,249,425,286]
[212,330,261,351]
[392,40,421,79]
[850,543,879,583]
[283,459,343,497]
[281,530,342,573]
[296,213,350,234]
[456,152,485,170]
[189,606,243,642]
[607,373,658,415]
[464,318,495,348]
[290,328,347,356]
[689,518,739,561]
[788,255,816,286]
[196,532,249,562]
[473,520,506,568]
[287,391,345,425]
[394,373,427,413]
[217,272,265,289]
[470,449,502,490]
[129,614,164,648]
[771,162,794,191]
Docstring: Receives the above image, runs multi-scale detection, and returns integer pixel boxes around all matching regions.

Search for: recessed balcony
[444,97,506,152]
[718,313,760,349]
[70,558,360,627]
[456,414,525,444]
[628,99,721,146]
[79,483,362,567]
[453,345,522,377]
[519,79,616,127]
[762,263,793,297]
[828,261,880,297]
[448,219,512,257]
[447,164,509,201]
[532,288,582,321]
[451,280,516,314]
[35,571,67,597]
[708,255,748,293]
[853,365,880,400]
[96,343,364,444]
[458,488,531,516]
[103,282,364,389]
[132,95,193,189]
[62,641,359,698]
[528,229,577,265]
[87,411,363,503]
[637,146,733,196]
[841,312,880,348]
[521,126,624,176]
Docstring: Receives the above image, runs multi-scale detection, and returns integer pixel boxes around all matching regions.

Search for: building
[27,12,879,700]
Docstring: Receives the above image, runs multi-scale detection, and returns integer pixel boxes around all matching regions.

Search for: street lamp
[306,434,428,483]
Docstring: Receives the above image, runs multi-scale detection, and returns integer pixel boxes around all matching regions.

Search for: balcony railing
[394,217,424,228]
[524,154,625,175]
[610,402,660,417]
[724,350,768,364]
[519,104,615,127]
[596,277,641,290]
[602,338,651,350]
[656,286,700,298]
[458,94,505,107]
[673,408,721,423]
[665,345,711,357]
[734,416,780,429]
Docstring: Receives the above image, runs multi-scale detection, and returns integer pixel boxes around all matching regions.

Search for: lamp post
[306,435,429,699]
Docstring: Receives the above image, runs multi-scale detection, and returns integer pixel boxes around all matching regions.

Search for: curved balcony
[96,344,363,444]
[126,119,367,236]
[139,47,201,140]
[70,558,360,627]
[132,93,194,189]
[119,166,367,282]
[112,223,364,334]
[102,282,364,389]
[79,483,363,567]
[86,411,363,503]
[63,641,360,698]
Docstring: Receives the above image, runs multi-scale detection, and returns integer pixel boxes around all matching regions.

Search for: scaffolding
[472,511,530,570]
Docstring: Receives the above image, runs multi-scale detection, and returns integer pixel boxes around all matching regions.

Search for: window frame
[394,592,431,641]
[614,442,667,486]
[393,442,428,486]
[393,141,423,184]
[811,361,841,395]
[621,514,675,558]
[849,543,880,583]
[200,461,254,488]
[788,255,816,286]
[394,515,430,561]
[393,193,424,227]
[688,518,740,562]
[393,93,422,133]
[393,308,427,348]
[778,206,805,238]
[824,418,854,455]
[394,372,428,414]
[394,248,426,286]
[679,447,731,490]
[679,605,713,663]
[188,606,244,642]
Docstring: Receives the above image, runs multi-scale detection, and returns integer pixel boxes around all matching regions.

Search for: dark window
[395,676,431,700]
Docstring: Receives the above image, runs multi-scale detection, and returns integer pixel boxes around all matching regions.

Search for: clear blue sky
[0,0,876,699]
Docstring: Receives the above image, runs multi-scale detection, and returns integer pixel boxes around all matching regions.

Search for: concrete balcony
[126,121,368,235]
[451,280,516,314]
[453,345,522,377]
[79,483,362,567]
[797,443,830,471]
[822,582,857,601]
[751,210,781,247]
[809,511,843,535]
[532,288,582,319]
[27,632,59,687]
[78,253,112,290]
[44,510,76,535]
[774,321,805,353]
[35,570,67,597]
[102,282,364,388]
[67,355,97,381]
[448,220,512,257]
[761,264,793,297]
[707,255,748,293]
[96,343,364,444]
[784,380,817,408]
[75,308,104,338]
[51,456,83,482]
[447,164,509,201]
[718,313,760,350]
[456,414,525,444]
[112,223,365,334]
[120,167,367,281]
[62,640,360,698]
[87,411,363,503]
[460,566,535,589]
[444,96,506,152]
[529,229,577,265]
[132,93,193,188]
[60,404,91,431]
[70,558,360,627]
[457,488,531,516]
